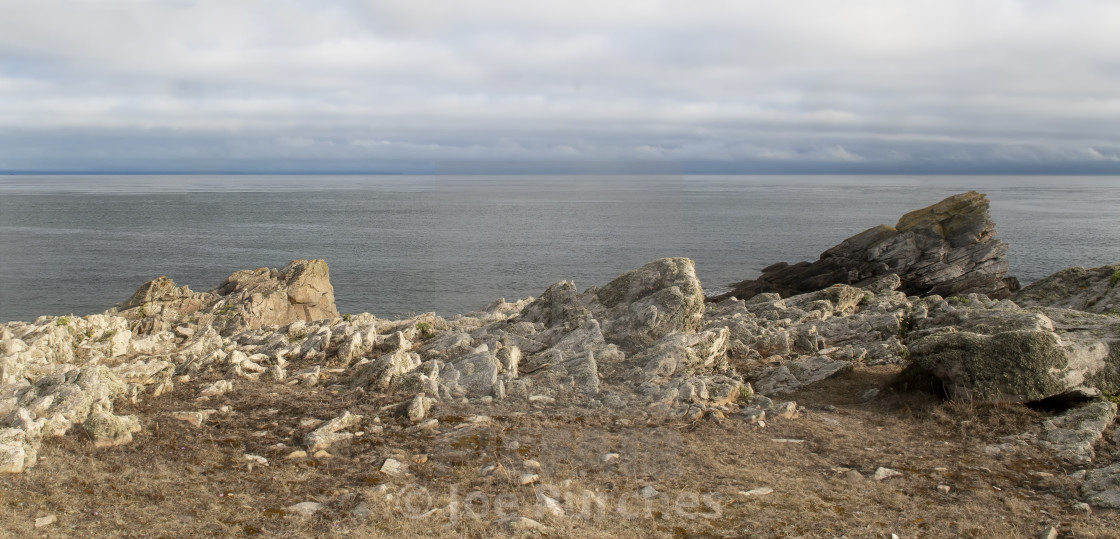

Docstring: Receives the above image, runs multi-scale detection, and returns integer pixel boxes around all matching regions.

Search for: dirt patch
[2,366,1117,538]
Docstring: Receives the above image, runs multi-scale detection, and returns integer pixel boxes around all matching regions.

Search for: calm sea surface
[1,175,1118,322]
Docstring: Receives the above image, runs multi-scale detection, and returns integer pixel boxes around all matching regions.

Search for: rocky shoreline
[2,191,1120,536]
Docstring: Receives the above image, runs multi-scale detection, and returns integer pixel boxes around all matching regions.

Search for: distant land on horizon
[4,161,1120,176]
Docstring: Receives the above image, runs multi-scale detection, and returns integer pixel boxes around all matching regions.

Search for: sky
[1,0,1118,174]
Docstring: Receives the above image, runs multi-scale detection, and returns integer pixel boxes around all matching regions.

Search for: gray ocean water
[1,175,1118,323]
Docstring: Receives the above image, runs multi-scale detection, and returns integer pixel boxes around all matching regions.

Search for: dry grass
[2,365,1118,538]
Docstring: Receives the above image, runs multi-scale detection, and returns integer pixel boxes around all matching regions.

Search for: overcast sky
[1,0,1118,174]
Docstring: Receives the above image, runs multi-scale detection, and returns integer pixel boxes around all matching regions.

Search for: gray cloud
[1,0,1118,173]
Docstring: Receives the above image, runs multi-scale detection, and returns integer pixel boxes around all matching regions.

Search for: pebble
[1037,526,1058,539]
[286,450,308,459]
[286,501,323,518]
[639,486,659,498]
[600,453,621,465]
[937,485,951,493]
[313,450,332,459]
[1072,502,1092,515]
[519,473,540,485]
[495,516,548,532]
[243,454,269,466]
[873,467,902,481]
[34,515,57,528]
[740,487,774,496]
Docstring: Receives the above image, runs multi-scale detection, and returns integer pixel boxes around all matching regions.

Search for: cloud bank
[1,0,1118,173]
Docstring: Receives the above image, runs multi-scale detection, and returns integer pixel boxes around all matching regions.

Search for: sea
[1,175,1118,323]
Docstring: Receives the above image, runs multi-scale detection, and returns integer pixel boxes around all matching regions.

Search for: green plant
[138,304,148,317]
[949,296,971,305]
[342,313,352,322]
[416,321,435,339]
[97,329,118,343]
[1109,270,1120,289]
[860,294,873,305]
[1104,394,1120,407]
[56,316,71,327]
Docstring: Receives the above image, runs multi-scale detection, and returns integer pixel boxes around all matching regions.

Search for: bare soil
[3,365,1118,538]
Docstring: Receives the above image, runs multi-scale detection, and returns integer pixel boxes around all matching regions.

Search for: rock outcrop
[1014,264,1120,315]
[113,259,339,335]
[3,245,1120,513]
[715,191,1015,302]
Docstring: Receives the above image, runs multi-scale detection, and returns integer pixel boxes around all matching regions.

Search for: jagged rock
[304,411,363,451]
[903,301,1120,402]
[752,357,853,395]
[0,428,37,474]
[717,192,1014,302]
[406,394,432,423]
[1038,400,1117,463]
[116,259,339,335]
[592,257,706,352]
[1015,263,1120,314]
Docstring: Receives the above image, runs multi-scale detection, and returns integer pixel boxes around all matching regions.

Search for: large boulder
[1014,263,1120,314]
[590,257,706,352]
[902,298,1120,403]
[716,192,1014,302]
[115,259,339,335]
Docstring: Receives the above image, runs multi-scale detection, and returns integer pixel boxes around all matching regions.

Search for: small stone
[413,454,428,464]
[539,495,564,516]
[859,388,880,401]
[600,453,621,465]
[937,485,952,493]
[286,450,308,459]
[34,515,57,528]
[170,411,207,428]
[244,454,269,466]
[523,459,542,471]
[845,470,864,482]
[495,516,547,532]
[873,467,902,481]
[479,463,503,476]
[639,486,659,498]
[771,438,805,444]
[740,487,774,496]
[286,501,323,518]
[381,458,404,476]
[313,450,332,459]
[350,502,372,520]
[772,401,799,419]
[1072,502,1092,514]
[1037,526,1058,539]
[519,473,540,485]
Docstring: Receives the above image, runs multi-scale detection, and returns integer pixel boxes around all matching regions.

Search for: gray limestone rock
[1015,263,1120,315]
[716,192,1014,302]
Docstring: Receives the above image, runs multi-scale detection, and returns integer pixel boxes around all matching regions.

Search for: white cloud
[0,0,1118,171]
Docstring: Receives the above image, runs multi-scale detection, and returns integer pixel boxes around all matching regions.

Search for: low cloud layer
[2,0,1118,173]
